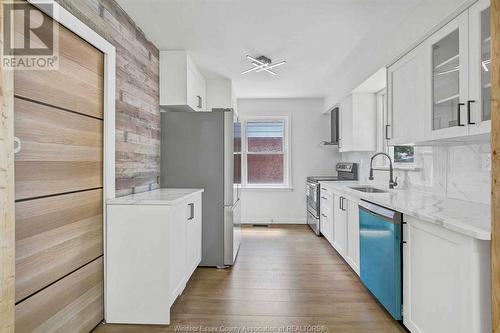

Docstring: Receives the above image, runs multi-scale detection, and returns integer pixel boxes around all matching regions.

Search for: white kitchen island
[105,188,204,325]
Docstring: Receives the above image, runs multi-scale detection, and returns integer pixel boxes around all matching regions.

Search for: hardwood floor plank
[94,225,404,332]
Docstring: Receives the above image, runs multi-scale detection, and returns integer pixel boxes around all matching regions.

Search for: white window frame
[240,116,291,189]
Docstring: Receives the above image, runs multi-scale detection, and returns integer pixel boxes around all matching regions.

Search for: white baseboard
[241,217,306,225]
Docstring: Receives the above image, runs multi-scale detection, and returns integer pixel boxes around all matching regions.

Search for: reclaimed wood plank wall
[0,1,16,331]
[56,0,161,197]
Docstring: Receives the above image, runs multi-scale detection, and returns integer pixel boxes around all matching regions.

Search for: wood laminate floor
[94,225,405,333]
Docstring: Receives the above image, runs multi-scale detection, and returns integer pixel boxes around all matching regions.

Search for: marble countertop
[319,181,491,240]
[107,188,204,206]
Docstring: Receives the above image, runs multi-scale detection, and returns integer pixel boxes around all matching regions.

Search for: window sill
[241,186,294,192]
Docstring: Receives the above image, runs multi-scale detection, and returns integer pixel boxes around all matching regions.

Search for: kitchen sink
[349,186,388,193]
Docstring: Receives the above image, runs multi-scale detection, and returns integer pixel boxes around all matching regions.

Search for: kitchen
[0,0,498,333]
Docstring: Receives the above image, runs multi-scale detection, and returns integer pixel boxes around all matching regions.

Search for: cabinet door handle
[321,213,327,218]
[321,196,327,200]
[467,100,476,125]
[188,203,195,220]
[341,197,346,211]
[197,95,202,109]
[457,103,465,126]
[385,124,391,140]
[339,197,343,210]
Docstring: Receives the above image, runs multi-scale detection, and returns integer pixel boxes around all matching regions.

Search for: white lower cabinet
[332,193,347,257]
[345,199,360,275]
[106,191,203,325]
[320,187,334,246]
[324,188,360,276]
[403,216,491,333]
[170,194,202,305]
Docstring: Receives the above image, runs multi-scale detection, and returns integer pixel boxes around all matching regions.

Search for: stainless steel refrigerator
[161,109,241,267]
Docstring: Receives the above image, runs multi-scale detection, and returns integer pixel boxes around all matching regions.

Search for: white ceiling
[117,0,466,104]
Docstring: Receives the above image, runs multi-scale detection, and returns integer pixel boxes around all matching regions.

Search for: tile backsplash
[342,141,491,205]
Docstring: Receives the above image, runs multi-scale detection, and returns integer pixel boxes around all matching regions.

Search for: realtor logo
[2,1,59,70]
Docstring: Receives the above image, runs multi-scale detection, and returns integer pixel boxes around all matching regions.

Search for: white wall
[237,98,339,224]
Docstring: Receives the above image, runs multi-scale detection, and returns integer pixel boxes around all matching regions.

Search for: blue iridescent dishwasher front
[359,200,402,321]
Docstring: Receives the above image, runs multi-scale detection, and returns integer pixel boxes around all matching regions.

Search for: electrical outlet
[482,152,491,171]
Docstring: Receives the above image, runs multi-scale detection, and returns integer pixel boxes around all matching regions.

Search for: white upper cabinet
[387,0,491,144]
[339,93,377,152]
[387,42,430,145]
[468,0,491,135]
[206,78,234,111]
[160,50,207,112]
[428,11,469,140]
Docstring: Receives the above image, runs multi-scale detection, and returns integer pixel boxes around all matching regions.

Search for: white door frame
[28,0,116,321]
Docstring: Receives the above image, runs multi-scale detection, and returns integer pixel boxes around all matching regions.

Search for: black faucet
[369,152,398,189]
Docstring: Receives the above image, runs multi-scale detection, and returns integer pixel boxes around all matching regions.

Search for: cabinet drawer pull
[188,203,195,220]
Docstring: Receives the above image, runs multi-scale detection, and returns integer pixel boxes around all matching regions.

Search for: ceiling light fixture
[241,55,286,76]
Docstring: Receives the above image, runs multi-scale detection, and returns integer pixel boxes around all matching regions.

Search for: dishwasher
[359,200,403,321]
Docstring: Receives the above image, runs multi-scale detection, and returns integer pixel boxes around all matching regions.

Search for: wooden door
[13,5,104,332]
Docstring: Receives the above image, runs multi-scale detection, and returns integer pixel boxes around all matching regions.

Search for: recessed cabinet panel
[387,44,429,145]
[339,93,377,152]
[332,194,347,256]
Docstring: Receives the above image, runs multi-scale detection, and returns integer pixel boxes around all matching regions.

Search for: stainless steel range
[306,162,358,235]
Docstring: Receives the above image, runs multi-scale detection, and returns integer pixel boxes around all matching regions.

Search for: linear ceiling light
[241,55,286,76]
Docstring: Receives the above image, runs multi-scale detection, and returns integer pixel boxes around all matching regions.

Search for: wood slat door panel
[13,13,104,118]
[14,97,103,200]
[15,257,104,333]
[15,189,103,303]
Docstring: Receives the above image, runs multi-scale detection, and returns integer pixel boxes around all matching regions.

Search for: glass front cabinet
[468,0,491,135]
[428,0,490,140]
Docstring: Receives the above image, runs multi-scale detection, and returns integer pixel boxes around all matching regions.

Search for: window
[239,117,290,188]
[393,146,415,164]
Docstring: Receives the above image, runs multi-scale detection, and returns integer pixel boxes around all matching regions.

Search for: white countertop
[320,181,491,240]
[107,188,204,206]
